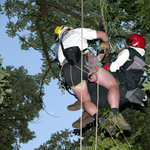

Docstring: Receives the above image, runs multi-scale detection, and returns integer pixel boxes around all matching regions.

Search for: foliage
[142,64,150,92]
[1,0,150,149]
[35,101,150,150]
[1,0,150,86]
[0,56,12,104]
[0,66,43,149]
[34,129,80,150]
[34,99,150,150]
[82,132,138,150]
[121,100,150,150]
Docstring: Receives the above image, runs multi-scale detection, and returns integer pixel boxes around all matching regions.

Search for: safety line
[95,75,99,150]
[80,0,84,149]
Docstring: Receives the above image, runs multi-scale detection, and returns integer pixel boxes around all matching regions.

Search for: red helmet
[129,34,146,48]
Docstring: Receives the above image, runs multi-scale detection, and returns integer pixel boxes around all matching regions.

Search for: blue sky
[0,1,80,149]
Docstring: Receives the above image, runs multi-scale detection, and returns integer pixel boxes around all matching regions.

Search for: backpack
[113,47,148,91]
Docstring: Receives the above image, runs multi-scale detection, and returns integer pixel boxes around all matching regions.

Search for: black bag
[112,70,136,91]
[61,41,81,65]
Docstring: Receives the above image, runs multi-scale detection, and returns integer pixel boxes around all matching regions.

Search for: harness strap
[55,31,69,58]
[88,54,99,82]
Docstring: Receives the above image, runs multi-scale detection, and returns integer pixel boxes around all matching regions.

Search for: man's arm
[110,49,129,72]
[96,31,109,42]
[96,31,109,51]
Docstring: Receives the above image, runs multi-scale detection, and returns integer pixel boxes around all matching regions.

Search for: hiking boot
[105,124,117,136]
[72,111,93,128]
[67,100,84,111]
[105,112,131,130]
[99,117,117,136]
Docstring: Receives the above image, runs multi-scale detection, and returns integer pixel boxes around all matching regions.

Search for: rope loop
[88,53,103,82]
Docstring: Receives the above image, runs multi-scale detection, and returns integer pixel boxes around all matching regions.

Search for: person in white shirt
[109,34,147,99]
[54,25,131,130]
[110,35,146,72]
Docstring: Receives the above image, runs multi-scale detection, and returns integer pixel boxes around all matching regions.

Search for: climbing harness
[58,70,77,98]
[58,71,66,95]
[55,31,69,59]
[88,53,103,82]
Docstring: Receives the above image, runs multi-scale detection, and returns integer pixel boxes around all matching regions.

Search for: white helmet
[54,25,73,40]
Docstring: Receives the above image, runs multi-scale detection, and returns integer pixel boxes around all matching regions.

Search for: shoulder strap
[123,47,146,71]
[55,31,69,58]
[126,47,145,60]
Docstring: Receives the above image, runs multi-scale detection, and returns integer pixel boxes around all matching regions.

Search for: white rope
[80,0,84,149]
[95,76,99,150]
[109,42,114,51]
[80,1,101,150]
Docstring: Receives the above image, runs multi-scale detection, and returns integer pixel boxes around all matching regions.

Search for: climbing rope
[80,0,84,149]
[95,78,99,150]
[79,1,116,149]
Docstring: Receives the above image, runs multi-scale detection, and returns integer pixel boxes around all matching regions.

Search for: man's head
[54,25,73,40]
[126,34,146,49]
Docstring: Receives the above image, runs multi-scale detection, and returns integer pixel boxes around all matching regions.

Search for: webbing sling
[55,31,69,58]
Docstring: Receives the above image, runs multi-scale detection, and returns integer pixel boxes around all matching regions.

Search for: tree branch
[45,1,101,30]
[35,11,60,81]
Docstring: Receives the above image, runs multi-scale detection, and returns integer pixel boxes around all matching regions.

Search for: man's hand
[100,42,109,51]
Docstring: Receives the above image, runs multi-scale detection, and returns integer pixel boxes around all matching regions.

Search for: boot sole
[72,117,93,128]
[105,125,117,136]
[118,125,131,130]
[67,104,84,111]
[99,118,116,136]
[106,120,131,130]
[99,117,131,131]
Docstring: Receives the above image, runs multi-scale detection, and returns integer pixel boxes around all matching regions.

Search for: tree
[1,0,150,81]
[0,56,12,104]
[36,102,150,149]
[35,129,80,150]
[0,65,43,149]
[1,0,150,149]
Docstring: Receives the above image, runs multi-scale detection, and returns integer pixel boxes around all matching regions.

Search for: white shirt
[57,28,97,64]
[110,46,145,72]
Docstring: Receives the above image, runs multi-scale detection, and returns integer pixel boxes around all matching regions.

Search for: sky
[0,1,80,149]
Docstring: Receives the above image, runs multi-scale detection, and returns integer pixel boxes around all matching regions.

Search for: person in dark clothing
[99,34,148,134]
[55,25,131,131]
[69,35,148,135]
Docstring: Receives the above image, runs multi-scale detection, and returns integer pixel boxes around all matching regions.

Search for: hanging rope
[80,0,84,149]
[95,76,100,150]
[79,1,115,149]
[94,1,109,149]
[94,0,114,148]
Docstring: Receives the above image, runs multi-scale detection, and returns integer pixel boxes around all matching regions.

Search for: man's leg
[63,62,97,128]
[71,82,99,129]
[96,67,131,130]
[97,67,120,110]
[67,99,93,128]
[71,80,97,117]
